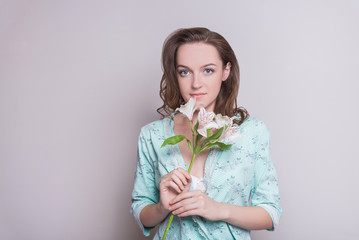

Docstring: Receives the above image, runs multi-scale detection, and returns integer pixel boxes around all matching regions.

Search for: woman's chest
[177,140,209,178]
[205,145,256,203]
[156,141,256,203]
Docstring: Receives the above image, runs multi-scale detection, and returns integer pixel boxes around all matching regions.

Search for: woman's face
[176,42,231,112]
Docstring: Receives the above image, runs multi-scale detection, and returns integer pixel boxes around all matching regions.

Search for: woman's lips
[190,93,206,98]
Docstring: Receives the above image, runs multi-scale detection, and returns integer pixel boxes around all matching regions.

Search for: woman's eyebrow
[177,63,217,69]
[176,64,186,68]
[201,63,216,68]
[176,64,190,69]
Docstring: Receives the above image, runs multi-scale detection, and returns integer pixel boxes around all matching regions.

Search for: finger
[172,199,201,216]
[167,181,182,193]
[182,178,192,193]
[170,174,186,191]
[169,196,197,212]
[176,167,191,180]
[170,190,202,205]
[176,209,200,217]
[173,168,191,186]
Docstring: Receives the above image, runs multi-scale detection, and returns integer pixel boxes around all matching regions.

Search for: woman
[131,27,281,239]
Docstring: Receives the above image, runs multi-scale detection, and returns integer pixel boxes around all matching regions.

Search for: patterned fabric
[131,116,282,240]
[190,175,206,192]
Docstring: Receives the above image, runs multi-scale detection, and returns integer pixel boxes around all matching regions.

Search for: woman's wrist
[217,202,231,221]
[156,202,170,216]
[141,203,171,228]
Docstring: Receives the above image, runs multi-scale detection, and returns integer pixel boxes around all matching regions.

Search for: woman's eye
[204,69,213,74]
[179,70,190,76]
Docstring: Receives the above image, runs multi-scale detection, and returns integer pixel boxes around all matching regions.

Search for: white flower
[220,125,241,142]
[215,114,235,128]
[215,114,241,142]
[175,97,196,121]
[197,107,218,137]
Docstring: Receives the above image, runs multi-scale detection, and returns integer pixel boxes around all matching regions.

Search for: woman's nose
[192,73,202,88]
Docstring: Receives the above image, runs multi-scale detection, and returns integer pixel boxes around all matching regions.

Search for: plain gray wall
[1,0,358,239]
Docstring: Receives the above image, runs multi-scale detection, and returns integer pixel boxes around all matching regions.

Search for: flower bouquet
[160,97,240,240]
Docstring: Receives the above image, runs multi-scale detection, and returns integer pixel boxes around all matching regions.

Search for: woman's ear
[223,62,231,81]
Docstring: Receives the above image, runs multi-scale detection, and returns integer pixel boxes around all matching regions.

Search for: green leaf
[186,139,193,152]
[203,127,224,145]
[161,135,186,148]
[194,121,199,132]
[200,141,233,152]
[212,127,224,139]
[195,133,203,145]
[200,143,217,151]
[206,129,212,137]
[215,142,233,150]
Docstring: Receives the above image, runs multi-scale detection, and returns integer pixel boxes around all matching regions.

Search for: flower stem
[187,153,196,174]
[161,153,197,240]
[162,214,174,240]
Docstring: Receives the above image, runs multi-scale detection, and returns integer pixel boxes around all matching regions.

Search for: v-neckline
[168,116,213,180]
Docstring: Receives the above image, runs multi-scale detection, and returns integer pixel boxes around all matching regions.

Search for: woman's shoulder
[139,117,172,137]
[237,116,270,137]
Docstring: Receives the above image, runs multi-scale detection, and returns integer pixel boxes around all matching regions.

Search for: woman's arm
[140,167,192,227]
[169,190,273,230]
[219,204,273,230]
[140,203,170,227]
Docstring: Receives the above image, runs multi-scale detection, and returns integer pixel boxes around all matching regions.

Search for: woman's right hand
[158,167,191,212]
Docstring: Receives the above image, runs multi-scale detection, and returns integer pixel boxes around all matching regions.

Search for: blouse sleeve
[250,123,282,230]
[130,127,159,236]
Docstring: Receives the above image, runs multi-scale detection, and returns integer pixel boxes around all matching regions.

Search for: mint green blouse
[131,116,281,239]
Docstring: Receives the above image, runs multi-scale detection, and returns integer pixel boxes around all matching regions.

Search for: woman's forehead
[176,43,222,67]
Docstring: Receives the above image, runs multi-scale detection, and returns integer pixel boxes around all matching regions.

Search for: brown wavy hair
[157,27,249,125]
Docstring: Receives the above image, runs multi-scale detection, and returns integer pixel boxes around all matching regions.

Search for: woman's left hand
[168,190,223,221]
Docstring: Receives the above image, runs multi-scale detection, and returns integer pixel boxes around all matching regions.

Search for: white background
[1,0,358,239]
